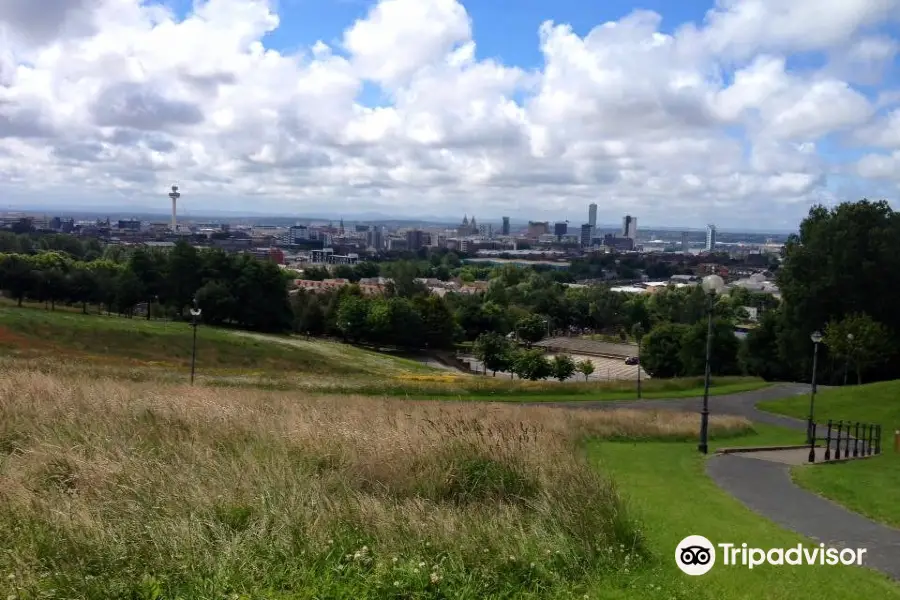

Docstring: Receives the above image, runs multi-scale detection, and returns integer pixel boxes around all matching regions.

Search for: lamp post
[698,274,725,454]
[189,298,201,385]
[807,330,823,444]
[632,323,644,399]
[844,333,854,386]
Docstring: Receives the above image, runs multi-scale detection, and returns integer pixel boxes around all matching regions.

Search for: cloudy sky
[1,0,899,229]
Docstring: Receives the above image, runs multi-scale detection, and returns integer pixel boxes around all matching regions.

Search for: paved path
[708,453,900,579]
[540,382,900,579]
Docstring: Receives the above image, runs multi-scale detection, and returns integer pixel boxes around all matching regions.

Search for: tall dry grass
[0,368,750,599]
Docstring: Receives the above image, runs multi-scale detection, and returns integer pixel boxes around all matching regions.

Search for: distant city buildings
[681,231,689,254]
[588,203,597,238]
[623,215,637,240]
[553,222,568,240]
[706,224,717,252]
[501,216,510,236]
[580,223,592,248]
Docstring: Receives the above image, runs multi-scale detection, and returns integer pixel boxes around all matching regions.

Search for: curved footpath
[558,383,900,579]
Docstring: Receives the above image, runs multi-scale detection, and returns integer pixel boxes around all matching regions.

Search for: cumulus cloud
[0,0,896,227]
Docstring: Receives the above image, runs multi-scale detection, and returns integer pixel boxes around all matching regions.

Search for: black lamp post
[189,298,202,385]
[807,330,823,444]
[844,333,854,386]
[633,324,644,399]
[698,274,725,454]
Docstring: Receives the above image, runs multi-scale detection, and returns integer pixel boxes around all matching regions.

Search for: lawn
[588,427,900,599]
[759,380,900,530]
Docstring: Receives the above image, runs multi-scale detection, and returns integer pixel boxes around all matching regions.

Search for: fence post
[867,424,874,456]
[835,421,843,459]
[808,421,817,463]
[845,423,852,459]
[824,419,832,461]
[853,422,860,458]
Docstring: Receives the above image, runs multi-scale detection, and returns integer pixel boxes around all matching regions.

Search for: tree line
[0,242,293,332]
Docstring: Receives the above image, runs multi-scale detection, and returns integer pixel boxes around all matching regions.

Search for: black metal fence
[807,420,882,463]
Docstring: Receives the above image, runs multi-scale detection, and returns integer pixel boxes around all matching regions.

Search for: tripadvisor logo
[675,535,868,576]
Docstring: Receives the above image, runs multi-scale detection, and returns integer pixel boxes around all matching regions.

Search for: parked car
[624,356,639,365]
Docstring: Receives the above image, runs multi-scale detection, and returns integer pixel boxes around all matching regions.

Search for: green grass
[758,379,900,430]
[0,305,437,377]
[791,456,900,528]
[760,380,900,529]
[587,426,900,599]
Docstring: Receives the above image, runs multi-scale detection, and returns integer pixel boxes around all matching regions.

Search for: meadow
[0,367,752,599]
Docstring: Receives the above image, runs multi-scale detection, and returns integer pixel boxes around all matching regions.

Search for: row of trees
[0,242,293,331]
[472,332,595,381]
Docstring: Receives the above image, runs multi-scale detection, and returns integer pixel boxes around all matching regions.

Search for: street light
[632,324,644,399]
[698,274,725,454]
[807,330,823,445]
[189,297,201,385]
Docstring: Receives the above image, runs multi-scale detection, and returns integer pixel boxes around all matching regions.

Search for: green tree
[511,349,552,381]
[195,281,236,326]
[641,323,689,378]
[473,332,513,376]
[679,319,740,377]
[551,354,576,382]
[515,314,547,347]
[823,313,893,384]
[575,359,595,381]
[336,295,371,342]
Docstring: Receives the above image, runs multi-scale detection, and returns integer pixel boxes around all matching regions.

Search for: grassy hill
[0,305,767,399]
[760,381,900,530]
[3,367,896,600]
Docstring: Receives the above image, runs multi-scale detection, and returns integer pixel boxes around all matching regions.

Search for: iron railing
[807,420,882,463]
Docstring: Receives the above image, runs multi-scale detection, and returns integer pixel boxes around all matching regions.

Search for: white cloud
[0,0,897,227]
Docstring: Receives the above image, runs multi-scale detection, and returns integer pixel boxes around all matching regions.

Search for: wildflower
[393,581,400,587]
[418,562,426,568]
[530,562,535,568]
[392,557,398,564]
[430,572,442,584]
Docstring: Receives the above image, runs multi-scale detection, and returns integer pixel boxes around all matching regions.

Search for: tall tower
[622,215,637,240]
[588,203,597,238]
[168,185,180,231]
[681,231,690,254]
[705,224,717,252]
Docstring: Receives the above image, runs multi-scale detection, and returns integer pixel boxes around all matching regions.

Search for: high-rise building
[681,231,689,254]
[527,221,549,238]
[406,229,428,251]
[622,215,637,240]
[588,203,597,237]
[366,227,383,250]
[705,224,717,252]
[580,223,593,248]
[554,222,568,239]
[501,216,510,236]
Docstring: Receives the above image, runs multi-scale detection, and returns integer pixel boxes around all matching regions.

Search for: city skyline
[1,0,898,229]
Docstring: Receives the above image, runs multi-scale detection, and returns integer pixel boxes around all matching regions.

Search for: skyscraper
[588,203,597,237]
[705,224,717,252]
[580,223,592,248]
[501,216,510,236]
[622,215,637,240]
[681,231,689,254]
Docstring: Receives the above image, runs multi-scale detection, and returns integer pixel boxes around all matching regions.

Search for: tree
[516,314,547,347]
[823,313,893,384]
[473,331,513,376]
[336,295,371,342]
[511,349,552,381]
[195,281,236,326]
[679,319,740,377]
[576,359,595,381]
[641,323,689,378]
[551,354,576,382]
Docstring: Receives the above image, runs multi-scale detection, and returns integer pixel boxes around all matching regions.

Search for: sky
[0,0,899,229]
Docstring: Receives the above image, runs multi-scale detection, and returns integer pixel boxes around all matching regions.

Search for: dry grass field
[0,366,751,600]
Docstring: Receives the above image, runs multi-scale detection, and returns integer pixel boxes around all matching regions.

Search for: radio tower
[168,185,181,231]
